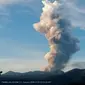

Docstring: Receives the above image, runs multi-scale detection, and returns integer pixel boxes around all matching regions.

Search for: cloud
[0,6,10,27]
[0,0,36,29]
[0,38,45,59]
[71,62,85,69]
[0,0,85,30]
[0,0,18,4]
[0,0,33,5]
[0,38,47,73]
[0,58,47,73]
[63,61,85,72]
[62,0,85,29]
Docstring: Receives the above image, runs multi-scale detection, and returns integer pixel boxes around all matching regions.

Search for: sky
[0,0,85,73]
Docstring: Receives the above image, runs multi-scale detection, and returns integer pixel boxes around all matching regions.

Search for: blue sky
[0,0,85,73]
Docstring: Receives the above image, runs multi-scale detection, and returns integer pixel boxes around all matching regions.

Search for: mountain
[0,68,85,85]
[2,71,21,76]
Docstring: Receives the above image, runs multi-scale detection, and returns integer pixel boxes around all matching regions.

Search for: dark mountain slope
[0,68,85,85]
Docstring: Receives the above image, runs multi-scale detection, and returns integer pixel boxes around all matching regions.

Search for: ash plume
[33,0,80,72]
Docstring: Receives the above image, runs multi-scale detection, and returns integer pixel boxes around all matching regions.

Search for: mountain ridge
[0,68,85,85]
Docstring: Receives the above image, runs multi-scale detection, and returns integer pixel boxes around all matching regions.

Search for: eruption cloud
[33,0,80,72]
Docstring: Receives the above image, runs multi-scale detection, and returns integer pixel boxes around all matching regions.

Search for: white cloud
[0,38,47,73]
[0,0,85,30]
[0,0,34,26]
[63,61,85,72]
[62,0,85,29]
[0,0,18,4]
[0,6,10,27]
[0,0,33,5]
[0,58,47,73]
[0,38,46,59]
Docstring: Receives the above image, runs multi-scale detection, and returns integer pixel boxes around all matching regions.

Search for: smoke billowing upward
[33,0,80,72]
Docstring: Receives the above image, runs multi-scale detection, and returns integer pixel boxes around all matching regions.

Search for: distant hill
[0,68,85,85]
[2,71,21,76]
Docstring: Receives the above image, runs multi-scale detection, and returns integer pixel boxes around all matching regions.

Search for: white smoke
[33,0,80,72]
